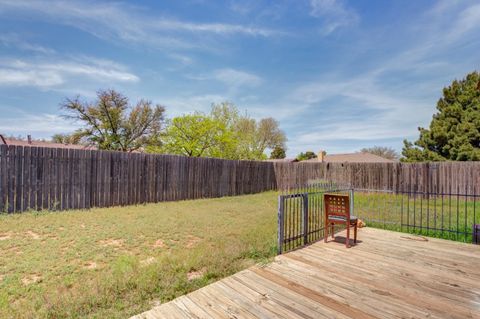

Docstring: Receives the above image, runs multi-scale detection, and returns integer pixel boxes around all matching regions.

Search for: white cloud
[0,108,76,137]
[162,94,228,117]
[309,0,359,34]
[0,0,281,52]
[183,68,263,97]
[446,3,480,42]
[213,68,263,87]
[0,57,139,88]
[0,33,55,54]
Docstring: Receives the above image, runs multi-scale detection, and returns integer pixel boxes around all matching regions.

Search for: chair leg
[324,220,328,243]
[354,223,358,244]
[331,223,334,238]
[346,224,350,248]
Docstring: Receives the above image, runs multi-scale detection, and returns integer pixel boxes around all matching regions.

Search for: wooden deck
[132,228,480,319]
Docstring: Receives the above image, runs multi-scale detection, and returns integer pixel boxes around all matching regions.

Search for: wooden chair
[324,193,358,248]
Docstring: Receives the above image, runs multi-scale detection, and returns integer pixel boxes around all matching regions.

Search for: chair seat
[328,215,358,223]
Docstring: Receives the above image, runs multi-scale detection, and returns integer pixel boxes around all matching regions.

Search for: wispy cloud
[184,68,263,95]
[213,68,263,88]
[0,56,139,88]
[0,107,75,137]
[445,3,480,43]
[0,0,281,51]
[162,94,228,117]
[309,0,359,34]
[0,33,55,54]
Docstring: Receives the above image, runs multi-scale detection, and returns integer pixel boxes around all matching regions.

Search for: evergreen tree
[402,71,480,161]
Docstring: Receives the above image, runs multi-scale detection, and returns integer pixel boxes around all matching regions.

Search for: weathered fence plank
[0,145,6,212]
[1,144,480,213]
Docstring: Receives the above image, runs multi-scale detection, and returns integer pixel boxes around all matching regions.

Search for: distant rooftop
[304,151,395,163]
[0,134,96,150]
[265,158,298,163]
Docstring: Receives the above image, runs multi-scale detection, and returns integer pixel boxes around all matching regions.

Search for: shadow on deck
[132,228,480,319]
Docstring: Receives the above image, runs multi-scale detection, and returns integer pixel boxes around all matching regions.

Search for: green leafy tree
[297,151,317,161]
[51,133,82,145]
[210,102,287,160]
[361,146,399,160]
[402,71,480,162]
[61,89,165,152]
[270,146,286,159]
[161,113,235,157]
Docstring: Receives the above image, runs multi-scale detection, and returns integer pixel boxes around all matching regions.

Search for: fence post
[303,193,309,246]
[277,195,285,254]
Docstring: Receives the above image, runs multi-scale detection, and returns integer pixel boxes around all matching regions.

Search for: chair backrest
[324,194,350,219]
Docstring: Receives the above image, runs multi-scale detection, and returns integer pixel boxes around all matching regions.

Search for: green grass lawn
[0,192,278,318]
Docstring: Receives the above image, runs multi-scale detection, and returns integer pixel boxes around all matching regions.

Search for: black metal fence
[277,182,352,254]
[354,188,479,243]
[278,183,480,254]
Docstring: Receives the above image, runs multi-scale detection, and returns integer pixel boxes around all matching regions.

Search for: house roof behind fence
[0,135,96,150]
[304,152,395,163]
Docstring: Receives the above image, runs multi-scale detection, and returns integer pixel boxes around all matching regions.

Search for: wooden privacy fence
[0,145,277,213]
[273,161,480,194]
[1,144,480,213]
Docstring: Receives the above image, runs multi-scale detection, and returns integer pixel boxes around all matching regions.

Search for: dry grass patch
[25,230,41,240]
[0,191,278,318]
[99,238,124,247]
[140,257,156,267]
[0,232,12,241]
[185,235,202,248]
[83,261,98,270]
[152,239,166,248]
[21,274,42,286]
[187,268,206,281]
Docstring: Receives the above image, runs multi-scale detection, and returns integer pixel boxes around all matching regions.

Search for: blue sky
[0,0,479,157]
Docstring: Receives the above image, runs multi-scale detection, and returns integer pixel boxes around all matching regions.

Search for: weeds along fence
[1,144,480,213]
[0,145,277,213]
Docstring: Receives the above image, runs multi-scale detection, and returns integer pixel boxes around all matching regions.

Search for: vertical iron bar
[441,193,444,238]
[277,195,284,254]
[287,189,291,251]
[420,193,423,235]
[413,192,416,233]
[293,187,302,249]
[464,184,467,242]
[427,192,430,236]
[434,191,437,235]
[474,186,477,244]
[400,192,404,232]
[303,193,308,246]
[449,191,452,238]
[407,191,410,232]
[456,185,460,241]
[383,191,386,229]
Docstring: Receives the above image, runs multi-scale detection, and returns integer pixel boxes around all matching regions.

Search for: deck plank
[132,228,480,319]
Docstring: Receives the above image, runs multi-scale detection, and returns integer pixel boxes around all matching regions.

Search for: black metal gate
[277,183,353,254]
